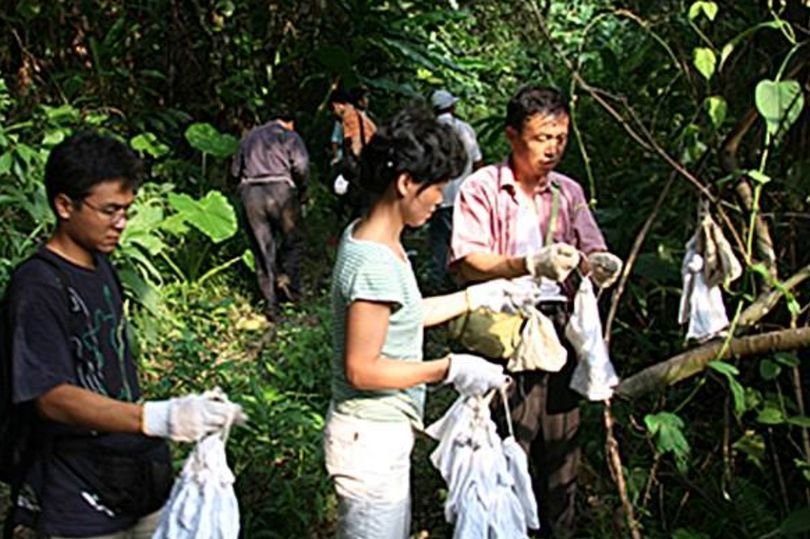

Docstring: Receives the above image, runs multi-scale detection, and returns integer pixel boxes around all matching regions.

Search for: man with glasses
[1,132,244,538]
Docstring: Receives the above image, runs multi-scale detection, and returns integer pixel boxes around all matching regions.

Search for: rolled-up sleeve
[567,181,607,254]
[450,171,498,265]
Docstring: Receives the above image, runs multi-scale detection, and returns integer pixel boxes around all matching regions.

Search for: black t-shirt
[7,247,170,536]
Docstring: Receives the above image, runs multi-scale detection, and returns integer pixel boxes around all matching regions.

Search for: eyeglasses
[79,198,131,222]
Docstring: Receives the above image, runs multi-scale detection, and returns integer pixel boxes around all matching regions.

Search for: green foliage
[755,79,805,139]
[132,281,333,538]
[693,47,717,80]
[1,0,809,535]
[708,360,747,418]
[167,191,237,244]
[644,411,690,473]
[184,123,239,158]
[777,507,810,535]
[130,132,170,159]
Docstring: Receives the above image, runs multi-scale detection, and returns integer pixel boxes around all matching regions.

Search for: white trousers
[323,408,415,539]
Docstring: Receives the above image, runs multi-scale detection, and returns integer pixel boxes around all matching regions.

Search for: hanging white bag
[499,387,540,530]
[678,245,730,342]
[426,389,539,537]
[565,277,619,401]
[152,419,240,538]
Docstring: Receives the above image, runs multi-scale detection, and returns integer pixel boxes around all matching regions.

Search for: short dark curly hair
[359,105,467,197]
[44,131,142,213]
[505,85,570,131]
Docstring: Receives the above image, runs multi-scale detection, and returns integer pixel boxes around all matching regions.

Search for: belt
[241,175,295,187]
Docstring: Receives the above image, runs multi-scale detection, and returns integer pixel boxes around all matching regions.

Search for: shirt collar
[499,158,559,195]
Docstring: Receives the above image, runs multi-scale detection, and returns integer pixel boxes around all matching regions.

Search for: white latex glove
[587,251,623,289]
[333,174,349,195]
[443,353,509,397]
[142,390,247,442]
[465,279,540,314]
[525,243,580,282]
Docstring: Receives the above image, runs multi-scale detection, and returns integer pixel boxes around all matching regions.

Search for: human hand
[587,251,623,288]
[525,243,580,281]
[443,353,509,397]
[142,388,247,442]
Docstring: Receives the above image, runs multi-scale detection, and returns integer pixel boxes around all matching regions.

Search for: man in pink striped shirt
[450,85,622,538]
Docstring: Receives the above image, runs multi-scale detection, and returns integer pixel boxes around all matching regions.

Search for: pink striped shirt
[450,161,606,265]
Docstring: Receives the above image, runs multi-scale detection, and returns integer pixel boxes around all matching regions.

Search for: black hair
[270,109,296,123]
[505,85,570,131]
[359,105,467,197]
[348,85,369,106]
[328,88,351,105]
[44,131,142,213]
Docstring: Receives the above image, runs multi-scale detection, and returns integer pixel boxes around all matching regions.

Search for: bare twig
[604,173,676,342]
[524,3,719,204]
[603,404,644,539]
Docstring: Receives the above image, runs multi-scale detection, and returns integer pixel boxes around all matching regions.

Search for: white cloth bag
[678,247,730,342]
[565,278,619,401]
[425,389,539,537]
[152,427,240,539]
[511,305,567,373]
[677,205,742,342]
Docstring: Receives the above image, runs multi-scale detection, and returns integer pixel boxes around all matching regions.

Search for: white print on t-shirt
[81,491,115,517]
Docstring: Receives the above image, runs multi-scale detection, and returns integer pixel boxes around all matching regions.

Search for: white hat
[431,89,459,110]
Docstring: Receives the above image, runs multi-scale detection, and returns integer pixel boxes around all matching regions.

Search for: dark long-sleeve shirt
[231,121,310,188]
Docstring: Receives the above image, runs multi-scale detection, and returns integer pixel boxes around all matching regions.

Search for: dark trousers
[239,182,302,315]
[492,303,580,538]
[427,206,455,291]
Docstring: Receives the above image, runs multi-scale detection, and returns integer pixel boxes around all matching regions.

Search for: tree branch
[616,327,810,399]
[738,263,810,327]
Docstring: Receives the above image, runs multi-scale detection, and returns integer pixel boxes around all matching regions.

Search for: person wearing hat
[428,89,483,290]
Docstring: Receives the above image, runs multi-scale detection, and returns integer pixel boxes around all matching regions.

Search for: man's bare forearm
[457,252,528,283]
[36,383,144,434]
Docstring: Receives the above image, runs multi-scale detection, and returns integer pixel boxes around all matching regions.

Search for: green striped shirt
[330,221,426,427]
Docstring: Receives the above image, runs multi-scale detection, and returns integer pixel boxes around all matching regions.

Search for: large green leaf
[755,79,805,138]
[168,190,237,243]
[184,123,239,158]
